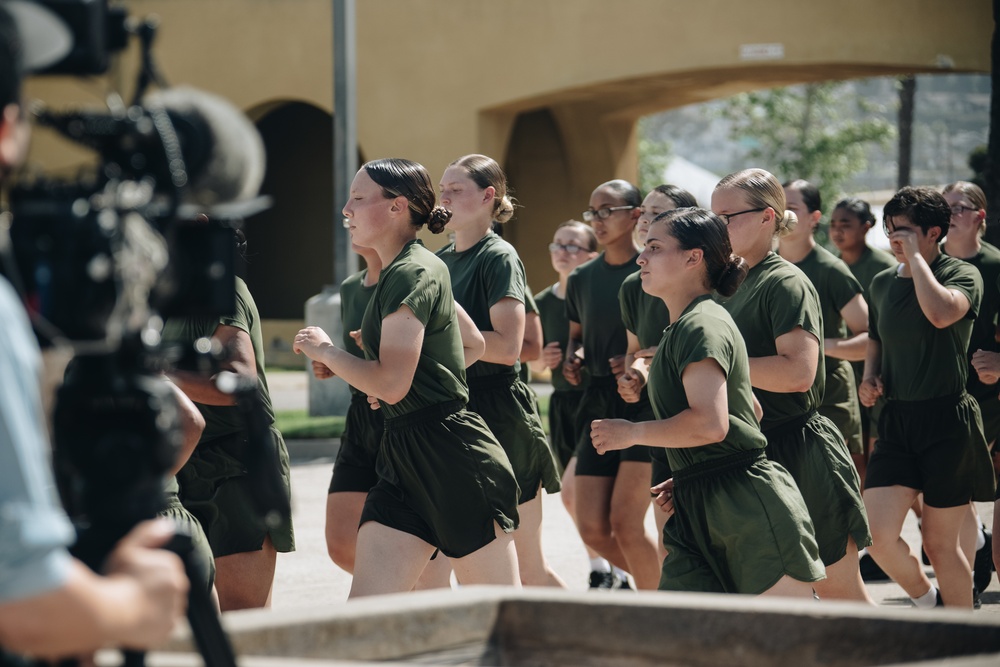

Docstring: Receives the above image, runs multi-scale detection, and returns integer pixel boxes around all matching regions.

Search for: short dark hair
[833,197,876,227]
[0,4,23,109]
[598,179,642,207]
[363,158,452,234]
[784,179,822,214]
[555,220,598,252]
[651,184,697,208]
[883,186,951,238]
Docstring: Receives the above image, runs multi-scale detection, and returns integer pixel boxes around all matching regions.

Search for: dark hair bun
[715,255,749,297]
[427,206,453,234]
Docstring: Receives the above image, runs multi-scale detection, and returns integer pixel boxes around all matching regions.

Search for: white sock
[590,558,611,573]
[612,566,629,579]
[976,527,987,551]
[911,586,938,608]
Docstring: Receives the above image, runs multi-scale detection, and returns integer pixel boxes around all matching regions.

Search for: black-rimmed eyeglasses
[718,207,766,225]
[950,204,979,216]
[549,243,585,255]
[582,205,636,222]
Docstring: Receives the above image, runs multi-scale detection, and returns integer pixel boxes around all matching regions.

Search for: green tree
[637,116,672,194]
[720,81,894,216]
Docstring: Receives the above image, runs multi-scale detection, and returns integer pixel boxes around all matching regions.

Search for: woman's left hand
[651,478,675,518]
[590,418,635,455]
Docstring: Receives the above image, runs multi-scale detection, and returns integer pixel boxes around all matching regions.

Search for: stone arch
[242,100,334,321]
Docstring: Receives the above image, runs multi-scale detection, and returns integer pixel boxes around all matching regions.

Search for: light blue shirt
[0,277,74,603]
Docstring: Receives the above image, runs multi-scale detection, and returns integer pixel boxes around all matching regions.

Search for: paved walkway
[267,371,999,614]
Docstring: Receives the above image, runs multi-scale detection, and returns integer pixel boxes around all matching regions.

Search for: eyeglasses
[950,204,979,216]
[718,207,766,225]
[549,242,585,255]
[582,205,636,222]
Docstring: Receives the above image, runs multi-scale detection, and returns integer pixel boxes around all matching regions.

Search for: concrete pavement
[267,371,999,613]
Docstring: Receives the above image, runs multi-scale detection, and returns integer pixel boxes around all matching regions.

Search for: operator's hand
[103,518,188,650]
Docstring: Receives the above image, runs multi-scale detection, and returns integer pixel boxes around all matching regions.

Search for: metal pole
[333,0,358,284]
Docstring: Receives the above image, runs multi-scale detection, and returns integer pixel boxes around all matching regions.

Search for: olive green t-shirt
[363,239,468,418]
[619,272,670,348]
[340,268,377,396]
[535,283,587,393]
[942,241,1000,401]
[160,276,275,439]
[843,245,896,387]
[565,252,640,378]
[868,253,983,401]
[843,245,897,300]
[718,252,826,431]
[437,232,526,380]
[648,295,766,473]
[792,245,863,408]
[519,286,538,384]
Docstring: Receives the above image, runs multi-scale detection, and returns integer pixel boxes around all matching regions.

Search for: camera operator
[0,4,188,660]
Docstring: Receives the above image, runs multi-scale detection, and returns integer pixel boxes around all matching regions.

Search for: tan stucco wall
[18,0,993,322]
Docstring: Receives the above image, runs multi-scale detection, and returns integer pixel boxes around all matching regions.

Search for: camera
[1,4,280,665]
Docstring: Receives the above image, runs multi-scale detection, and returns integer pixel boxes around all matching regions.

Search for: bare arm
[859,338,884,408]
[747,327,819,394]
[562,320,585,385]
[168,324,255,406]
[824,293,869,362]
[896,232,971,328]
[294,307,424,405]
[0,520,187,659]
[455,301,486,368]
[520,310,543,362]
[167,380,205,475]
[617,330,647,403]
[591,358,729,453]
[479,297,525,365]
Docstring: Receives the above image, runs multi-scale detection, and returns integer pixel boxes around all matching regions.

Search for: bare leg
[413,554,453,591]
[214,535,277,611]
[449,522,520,587]
[513,491,567,587]
[864,486,934,599]
[609,461,659,590]
[653,501,669,564]
[574,475,630,571]
[923,503,973,608]
[811,536,874,604]
[349,522,437,598]
[960,503,980,576]
[560,458,605,563]
[760,575,817,599]
[993,498,1000,575]
[325,491,367,573]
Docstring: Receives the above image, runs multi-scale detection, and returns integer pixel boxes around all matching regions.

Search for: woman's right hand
[293,326,335,361]
[542,341,563,370]
[651,479,675,518]
[858,375,884,408]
